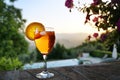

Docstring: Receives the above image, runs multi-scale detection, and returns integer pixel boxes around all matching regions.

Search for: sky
[6,0,103,34]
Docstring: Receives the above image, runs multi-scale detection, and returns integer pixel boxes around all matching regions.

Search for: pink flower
[91,0,101,6]
[93,33,99,38]
[65,0,74,8]
[116,18,120,32]
[92,17,98,22]
[100,33,107,41]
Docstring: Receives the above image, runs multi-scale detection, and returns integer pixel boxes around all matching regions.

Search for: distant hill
[55,33,89,48]
[28,33,89,51]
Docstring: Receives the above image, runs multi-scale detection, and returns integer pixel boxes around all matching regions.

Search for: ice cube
[40,31,46,35]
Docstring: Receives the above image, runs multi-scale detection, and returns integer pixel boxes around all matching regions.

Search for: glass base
[36,71,54,79]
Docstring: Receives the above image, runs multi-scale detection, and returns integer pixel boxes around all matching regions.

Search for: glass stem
[43,55,47,72]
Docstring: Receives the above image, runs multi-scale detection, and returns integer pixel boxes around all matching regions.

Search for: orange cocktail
[34,31,55,55]
[25,22,55,79]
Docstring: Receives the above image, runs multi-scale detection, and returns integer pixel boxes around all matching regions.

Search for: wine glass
[34,27,55,79]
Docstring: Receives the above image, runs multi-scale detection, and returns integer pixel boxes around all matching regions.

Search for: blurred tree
[48,43,67,59]
[0,57,23,71]
[0,0,29,70]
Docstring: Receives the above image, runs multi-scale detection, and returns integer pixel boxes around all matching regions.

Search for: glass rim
[45,27,54,31]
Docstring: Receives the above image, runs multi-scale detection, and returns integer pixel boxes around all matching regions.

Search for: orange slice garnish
[25,22,45,40]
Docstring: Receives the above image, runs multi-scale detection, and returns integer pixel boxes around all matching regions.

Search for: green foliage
[91,50,112,58]
[48,43,67,59]
[48,43,79,59]
[74,40,120,58]
[0,0,29,70]
[0,57,23,71]
[91,50,120,58]
[104,30,120,53]
[75,41,107,53]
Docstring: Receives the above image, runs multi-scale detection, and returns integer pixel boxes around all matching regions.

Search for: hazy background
[6,0,100,33]
[6,0,101,48]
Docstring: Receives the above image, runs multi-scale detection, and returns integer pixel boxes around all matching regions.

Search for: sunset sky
[6,0,109,34]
